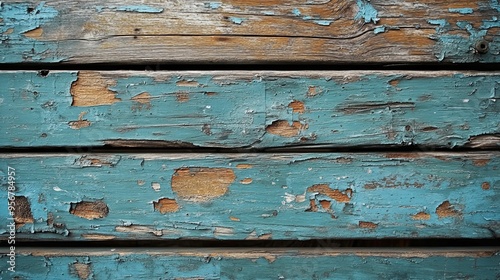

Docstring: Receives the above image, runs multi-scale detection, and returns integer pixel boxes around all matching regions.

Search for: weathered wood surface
[1,71,499,149]
[0,152,498,240]
[0,1,499,64]
[1,247,499,279]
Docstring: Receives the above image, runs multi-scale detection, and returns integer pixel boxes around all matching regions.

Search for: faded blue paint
[115,5,164,13]
[312,20,333,26]
[428,19,449,29]
[262,11,275,16]
[355,0,379,24]
[228,17,244,24]
[292,8,301,16]
[373,25,386,34]
[0,2,66,62]
[1,249,499,279]
[0,72,498,148]
[0,153,498,240]
[448,8,474,14]
[206,2,222,9]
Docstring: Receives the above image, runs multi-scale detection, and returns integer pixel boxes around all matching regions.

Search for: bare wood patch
[69,201,109,220]
[240,178,253,184]
[307,184,352,203]
[69,111,91,129]
[481,182,491,190]
[359,221,378,229]
[236,164,253,169]
[153,198,179,214]
[115,225,163,236]
[171,167,235,201]
[23,27,43,38]
[14,196,34,228]
[176,80,200,87]
[70,263,91,280]
[266,120,306,137]
[71,72,120,106]
[81,234,116,240]
[176,91,190,102]
[436,201,461,218]
[412,212,431,220]
[288,100,305,113]
[473,159,490,166]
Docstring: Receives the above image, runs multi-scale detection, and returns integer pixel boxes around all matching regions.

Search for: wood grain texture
[1,71,498,149]
[0,152,498,240]
[0,0,499,64]
[1,247,499,279]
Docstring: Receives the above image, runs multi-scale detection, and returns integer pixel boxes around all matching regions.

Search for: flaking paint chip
[171,167,235,201]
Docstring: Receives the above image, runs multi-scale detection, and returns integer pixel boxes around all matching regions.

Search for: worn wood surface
[1,247,499,279]
[1,71,498,149]
[0,152,498,240]
[0,1,499,64]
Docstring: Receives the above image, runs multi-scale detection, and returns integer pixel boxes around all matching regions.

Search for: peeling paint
[228,17,245,25]
[448,8,474,14]
[355,0,379,24]
[115,5,164,13]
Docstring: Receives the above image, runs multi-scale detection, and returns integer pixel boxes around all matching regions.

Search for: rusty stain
[481,182,490,190]
[288,100,305,113]
[70,263,91,280]
[307,184,352,203]
[236,164,253,169]
[23,27,43,38]
[13,196,34,229]
[436,201,461,218]
[266,120,306,137]
[176,80,200,87]
[412,212,431,220]
[240,178,253,185]
[69,201,109,220]
[69,111,91,129]
[473,159,490,166]
[171,167,235,201]
[359,221,378,229]
[71,72,120,106]
[176,91,190,102]
[230,216,240,221]
[153,198,179,214]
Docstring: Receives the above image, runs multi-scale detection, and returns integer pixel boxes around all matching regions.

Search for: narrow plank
[0,152,498,240]
[0,0,499,64]
[1,247,499,279]
[0,71,498,149]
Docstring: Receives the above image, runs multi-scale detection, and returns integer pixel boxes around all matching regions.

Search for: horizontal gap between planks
[3,239,500,248]
[0,144,498,154]
[1,62,500,72]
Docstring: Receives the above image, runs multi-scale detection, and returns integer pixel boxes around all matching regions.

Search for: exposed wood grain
[0,152,498,241]
[0,71,498,149]
[0,0,499,64]
[1,247,499,279]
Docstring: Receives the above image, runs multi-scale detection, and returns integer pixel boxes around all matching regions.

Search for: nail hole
[475,40,489,54]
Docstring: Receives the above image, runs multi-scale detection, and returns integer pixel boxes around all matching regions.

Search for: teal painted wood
[1,1,499,64]
[0,152,498,240]
[0,71,498,149]
[1,248,499,279]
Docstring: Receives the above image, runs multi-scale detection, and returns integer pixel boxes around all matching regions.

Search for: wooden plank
[0,1,499,64]
[1,71,498,149]
[1,247,499,279]
[0,152,498,241]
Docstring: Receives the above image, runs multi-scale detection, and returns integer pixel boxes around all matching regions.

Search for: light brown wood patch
[70,263,91,280]
[307,184,352,203]
[71,72,121,106]
[359,221,378,229]
[266,120,306,137]
[153,198,179,214]
[412,212,431,220]
[171,167,236,201]
[69,201,109,220]
[436,201,461,218]
[14,196,34,228]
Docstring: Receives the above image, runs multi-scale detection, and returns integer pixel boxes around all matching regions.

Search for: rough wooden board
[0,71,498,149]
[1,247,499,279]
[0,152,498,240]
[0,1,499,64]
